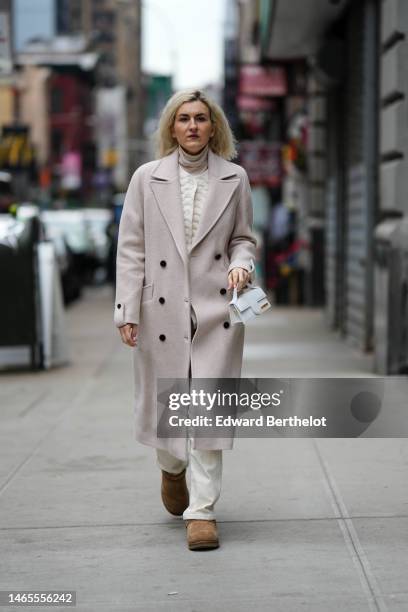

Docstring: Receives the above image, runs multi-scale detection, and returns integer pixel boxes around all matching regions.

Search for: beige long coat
[114,147,257,460]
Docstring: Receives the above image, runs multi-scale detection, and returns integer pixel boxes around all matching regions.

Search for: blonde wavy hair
[152,88,238,160]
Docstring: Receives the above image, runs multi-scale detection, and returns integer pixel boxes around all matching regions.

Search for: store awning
[261,0,348,59]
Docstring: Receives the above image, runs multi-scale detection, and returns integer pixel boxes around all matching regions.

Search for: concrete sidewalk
[0,285,406,611]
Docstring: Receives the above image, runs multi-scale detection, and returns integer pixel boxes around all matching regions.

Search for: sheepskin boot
[161,469,189,516]
[185,519,219,550]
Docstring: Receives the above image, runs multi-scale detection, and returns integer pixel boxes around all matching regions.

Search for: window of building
[51,129,63,158]
[93,10,115,28]
[50,88,63,114]
[95,31,114,44]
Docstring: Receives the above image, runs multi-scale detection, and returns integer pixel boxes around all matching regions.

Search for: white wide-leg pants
[156,439,222,521]
[156,310,223,521]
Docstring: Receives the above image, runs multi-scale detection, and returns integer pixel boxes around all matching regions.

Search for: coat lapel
[149,147,240,261]
[149,149,187,263]
[190,148,240,251]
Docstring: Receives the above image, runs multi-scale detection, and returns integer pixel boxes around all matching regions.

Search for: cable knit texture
[178,145,209,250]
[178,144,210,327]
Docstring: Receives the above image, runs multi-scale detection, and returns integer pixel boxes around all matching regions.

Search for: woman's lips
[188,135,199,138]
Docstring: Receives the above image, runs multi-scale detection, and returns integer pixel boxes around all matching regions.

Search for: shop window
[51,129,63,158]
[50,88,63,114]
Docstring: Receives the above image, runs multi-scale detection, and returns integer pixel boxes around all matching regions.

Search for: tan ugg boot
[161,469,189,516]
[185,519,219,550]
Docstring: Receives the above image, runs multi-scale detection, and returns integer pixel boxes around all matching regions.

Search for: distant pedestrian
[114,88,256,550]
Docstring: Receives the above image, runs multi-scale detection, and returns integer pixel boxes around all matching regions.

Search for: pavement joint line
[0,342,117,500]
[0,514,406,531]
[18,390,49,418]
[35,597,385,609]
[42,596,387,606]
[313,439,388,612]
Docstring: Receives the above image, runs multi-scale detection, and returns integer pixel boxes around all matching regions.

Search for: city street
[0,286,406,611]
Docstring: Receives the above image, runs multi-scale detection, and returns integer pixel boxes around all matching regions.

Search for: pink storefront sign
[237,95,277,112]
[61,151,82,190]
[239,65,287,97]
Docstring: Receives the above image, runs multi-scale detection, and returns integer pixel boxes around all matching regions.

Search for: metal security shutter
[343,0,378,350]
[325,176,341,327]
[325,88,346,330]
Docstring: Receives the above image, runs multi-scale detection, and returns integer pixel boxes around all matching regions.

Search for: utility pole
[0,0,13,76]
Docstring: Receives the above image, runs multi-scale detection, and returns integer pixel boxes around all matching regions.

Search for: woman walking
[114,89,256,550]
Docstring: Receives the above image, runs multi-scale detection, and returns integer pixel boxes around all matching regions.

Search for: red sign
[238,141,282,187]
[237,95,277,112]
[239,65,287,97]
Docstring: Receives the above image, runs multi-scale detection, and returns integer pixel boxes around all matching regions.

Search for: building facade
[80,0,144,176]
[11,0,144,186]
[233,0,408,372]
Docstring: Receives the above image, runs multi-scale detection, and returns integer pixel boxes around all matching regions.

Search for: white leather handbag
[229,284,271,325]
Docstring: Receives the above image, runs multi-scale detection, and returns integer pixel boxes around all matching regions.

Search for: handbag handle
[232,281,253,302]
[231,260,256,303]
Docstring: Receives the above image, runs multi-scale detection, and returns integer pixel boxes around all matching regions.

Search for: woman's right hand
[119,323,138,347]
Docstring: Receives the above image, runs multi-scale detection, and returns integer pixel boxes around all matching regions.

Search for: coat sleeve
[227,168,257,275]
[114,167,145,327]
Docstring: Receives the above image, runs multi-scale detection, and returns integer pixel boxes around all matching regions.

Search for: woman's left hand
[228,267,250,292]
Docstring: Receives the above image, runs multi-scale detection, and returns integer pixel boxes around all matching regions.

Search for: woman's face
[171,100,215,154]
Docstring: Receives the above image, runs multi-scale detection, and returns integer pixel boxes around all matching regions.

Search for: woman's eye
[177,116,208,122]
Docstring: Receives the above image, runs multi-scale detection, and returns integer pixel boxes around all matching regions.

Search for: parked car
[82,208,112,283]
[41,209,98,288]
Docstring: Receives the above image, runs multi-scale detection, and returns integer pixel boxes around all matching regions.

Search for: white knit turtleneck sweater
[178,144,210,329]
[178,144,209,250]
